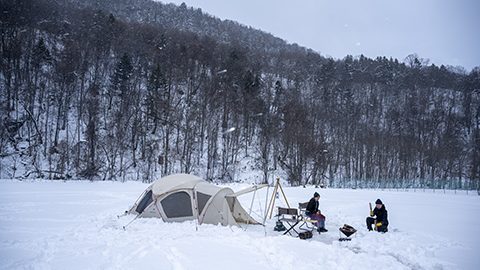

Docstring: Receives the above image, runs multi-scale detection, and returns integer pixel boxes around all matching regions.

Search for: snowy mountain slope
[64,0,302,55]
[2,0,479,188]
[0,180,478,270]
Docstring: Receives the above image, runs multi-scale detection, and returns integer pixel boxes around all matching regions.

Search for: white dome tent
[126,174,267,226]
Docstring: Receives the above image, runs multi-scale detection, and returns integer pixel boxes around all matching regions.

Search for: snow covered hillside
[0,180,478,270]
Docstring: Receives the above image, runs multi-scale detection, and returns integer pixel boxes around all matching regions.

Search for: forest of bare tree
[1,0,479,191]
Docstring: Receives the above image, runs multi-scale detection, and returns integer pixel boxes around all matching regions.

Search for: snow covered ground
[0,180,479,270]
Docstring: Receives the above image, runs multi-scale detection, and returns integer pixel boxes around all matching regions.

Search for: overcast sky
[165,0,479,71]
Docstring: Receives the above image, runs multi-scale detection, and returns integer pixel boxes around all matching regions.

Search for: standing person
[366,199,389,232]
[305,192,328,233]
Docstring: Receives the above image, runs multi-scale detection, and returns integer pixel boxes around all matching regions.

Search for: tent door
[135,190,153,214]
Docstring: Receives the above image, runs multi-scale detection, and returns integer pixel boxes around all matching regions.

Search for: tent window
[161,191,193,218]
[135,190,153,214]
[196,192,211,214]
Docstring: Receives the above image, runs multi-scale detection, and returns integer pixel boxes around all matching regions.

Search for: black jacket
[373,205,389,225]
[305,197,318,215]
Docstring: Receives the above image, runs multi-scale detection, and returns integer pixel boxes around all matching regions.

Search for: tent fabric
[128,173,263,226]
[161,191,193,218]
[225,184,269,197]
[196,192,211,215]
[135,190,153,214]
[151,174,203,195]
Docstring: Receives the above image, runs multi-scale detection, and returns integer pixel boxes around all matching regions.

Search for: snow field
[0,180,479,270]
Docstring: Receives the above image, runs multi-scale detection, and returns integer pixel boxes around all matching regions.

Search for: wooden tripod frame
[265,177,291,219]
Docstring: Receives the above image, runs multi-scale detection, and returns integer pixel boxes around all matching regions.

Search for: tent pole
[121,189,148,218]
[123,197,159,230]
[245,189,257,230]
[266,180,279,219]
[266,178,290,219]
[263,184,270,224]
[123,214,140,230]
[192,187,199,231]
[277,179,290,208]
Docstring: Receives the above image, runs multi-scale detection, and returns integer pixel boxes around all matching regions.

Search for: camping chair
[277,205,317,238]
[277,207,302,236]
[298,202,318,231]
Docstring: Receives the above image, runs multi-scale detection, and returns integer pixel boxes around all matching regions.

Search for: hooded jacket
[306,197,319,215]
[373,204,389,225]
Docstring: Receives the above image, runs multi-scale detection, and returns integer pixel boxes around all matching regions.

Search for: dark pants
[308,213,325,229]
[366,217,388,232]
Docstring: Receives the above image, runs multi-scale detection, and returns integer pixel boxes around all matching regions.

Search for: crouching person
[306,192,328,233]
[366,199,389,232]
